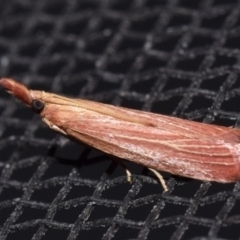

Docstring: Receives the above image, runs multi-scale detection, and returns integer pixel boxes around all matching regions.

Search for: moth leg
[148,168,168,191]
[109,156,132,183]
[118,161,132,183]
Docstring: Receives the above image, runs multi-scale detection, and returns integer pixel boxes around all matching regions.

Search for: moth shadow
[48,143,194,183]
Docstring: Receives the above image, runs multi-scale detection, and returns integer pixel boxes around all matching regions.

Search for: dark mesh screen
[0,0,240,239]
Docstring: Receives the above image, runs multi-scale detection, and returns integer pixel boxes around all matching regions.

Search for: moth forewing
[35,94,240,183]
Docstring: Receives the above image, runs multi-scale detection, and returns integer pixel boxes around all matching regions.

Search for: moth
[1,78,240,191]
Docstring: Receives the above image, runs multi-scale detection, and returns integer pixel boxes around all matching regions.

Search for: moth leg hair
[148,168,168,191]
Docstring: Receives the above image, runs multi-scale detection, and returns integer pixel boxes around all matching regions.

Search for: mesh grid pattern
[1,0,240,239]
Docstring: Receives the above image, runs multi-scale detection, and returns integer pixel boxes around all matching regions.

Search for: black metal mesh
[0,0,240,239]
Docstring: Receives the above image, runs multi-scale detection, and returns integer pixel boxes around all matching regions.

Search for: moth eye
[32,99,44,113]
